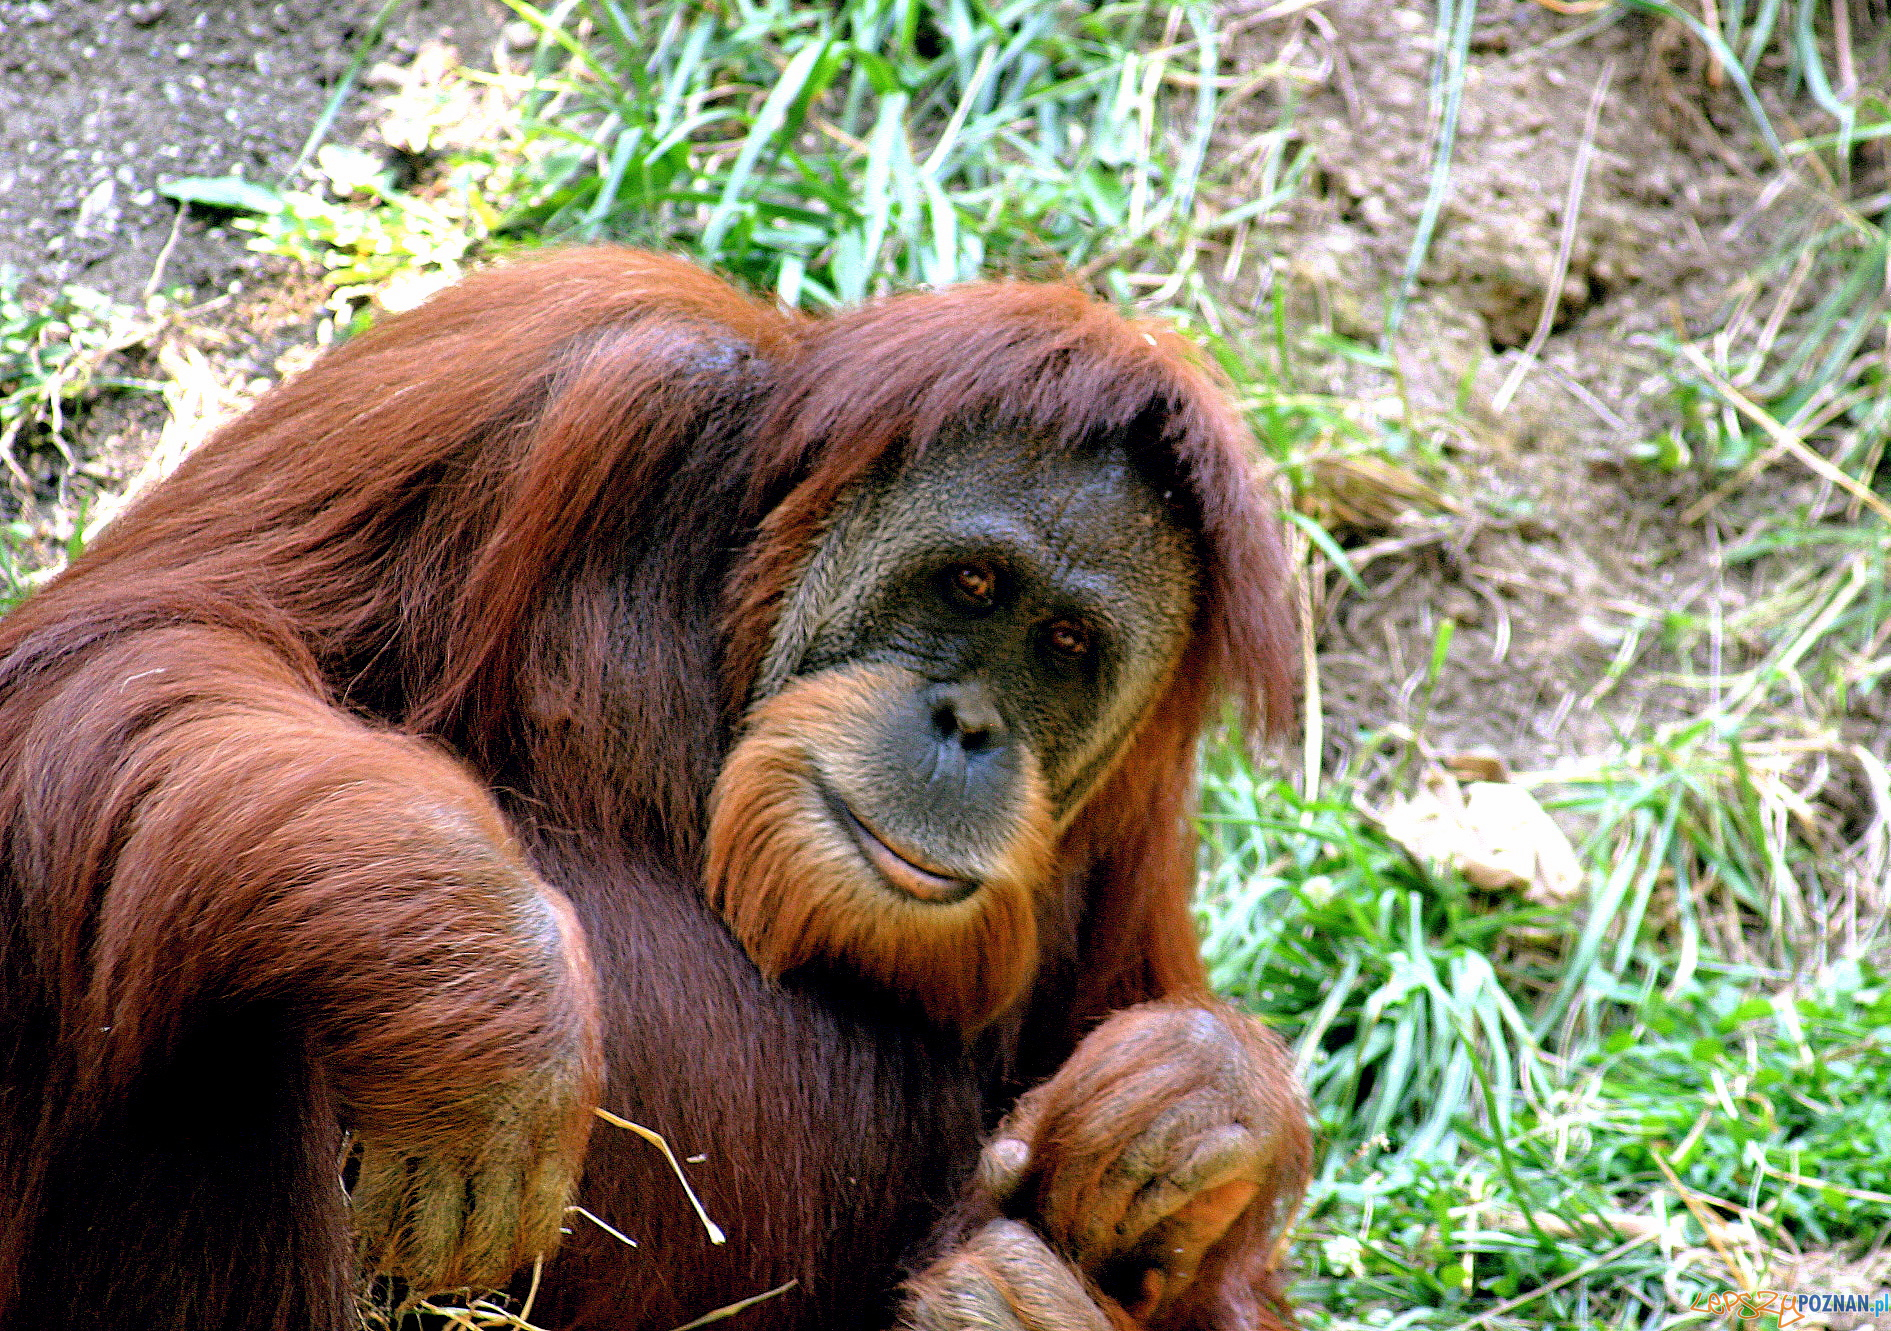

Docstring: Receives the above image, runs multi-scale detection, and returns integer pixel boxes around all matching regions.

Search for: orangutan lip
[822,787,978,905]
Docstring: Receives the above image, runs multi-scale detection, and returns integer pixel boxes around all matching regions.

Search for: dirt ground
[1,0,1886,788]
[0,0,503,300]
[1210,0,1889,782]
[0,0,507,543]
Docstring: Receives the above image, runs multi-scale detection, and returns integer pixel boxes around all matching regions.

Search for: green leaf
[1722,997,1776,1030]
[158,176,286,215]
[701,36,832,259]
[1284,509,1366,595]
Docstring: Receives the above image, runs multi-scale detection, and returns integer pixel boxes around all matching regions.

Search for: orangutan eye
[941,562,998,611]
[1044,619,1093,659]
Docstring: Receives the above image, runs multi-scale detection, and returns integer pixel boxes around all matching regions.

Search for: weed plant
[0,273,150,494]
[492,0,1231,307]
[0,273,157,612]
[168,0,1257,320]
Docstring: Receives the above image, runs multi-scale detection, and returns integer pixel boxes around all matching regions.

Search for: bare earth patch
[0,0,504,560]
[0,0,501,299]
[1211,1,1888,794]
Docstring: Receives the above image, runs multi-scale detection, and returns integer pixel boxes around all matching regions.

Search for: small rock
[75,176,116,229]
[127,1,166,23]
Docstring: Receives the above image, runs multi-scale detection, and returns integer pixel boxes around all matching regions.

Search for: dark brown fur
[0,248,1300,1330]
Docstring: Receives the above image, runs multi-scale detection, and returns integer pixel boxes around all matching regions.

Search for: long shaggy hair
[0,247,1296,1330]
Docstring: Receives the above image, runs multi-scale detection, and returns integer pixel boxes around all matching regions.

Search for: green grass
[1201,733,1891,1327]
[492,0,1229,306]
[0,273,152,494]
[1187,4,1889,1322]
[0,273,159,612]
[0,521,35,613]
[166,0,1240,318]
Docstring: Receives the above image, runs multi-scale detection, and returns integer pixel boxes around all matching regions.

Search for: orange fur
[0,248,1303,1330]
[906,1003,1310,1331]
[706,664,1054,1032]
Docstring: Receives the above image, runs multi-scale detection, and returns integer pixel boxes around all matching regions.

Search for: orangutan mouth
[825,789,979,905]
